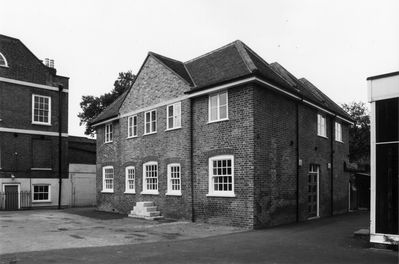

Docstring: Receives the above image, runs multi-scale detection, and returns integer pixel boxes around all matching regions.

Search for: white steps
[128,201,163,220]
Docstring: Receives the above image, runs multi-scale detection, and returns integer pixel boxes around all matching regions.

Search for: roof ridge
[148,51,183,64]
[234,40,257,73]
[185,41,237,64]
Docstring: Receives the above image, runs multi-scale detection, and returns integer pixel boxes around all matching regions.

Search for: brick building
[0,34,96,209]
[92,41,353,228]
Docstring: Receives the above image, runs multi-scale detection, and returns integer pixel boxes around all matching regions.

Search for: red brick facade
[94,42,351,228]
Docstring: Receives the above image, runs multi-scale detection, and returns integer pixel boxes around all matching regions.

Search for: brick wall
[192,85,255,228]
[96,55,193,219]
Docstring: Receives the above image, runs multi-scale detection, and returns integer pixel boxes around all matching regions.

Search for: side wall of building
[192,84,255,228]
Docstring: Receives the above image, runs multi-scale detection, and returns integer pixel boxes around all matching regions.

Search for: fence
[0,191,32,210]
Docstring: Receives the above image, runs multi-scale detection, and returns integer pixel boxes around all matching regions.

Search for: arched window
[0,52,8,67]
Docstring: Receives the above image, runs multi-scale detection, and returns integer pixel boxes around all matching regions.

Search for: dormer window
[0,52,8,67]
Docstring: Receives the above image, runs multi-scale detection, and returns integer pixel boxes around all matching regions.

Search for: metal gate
[0,189,31,210]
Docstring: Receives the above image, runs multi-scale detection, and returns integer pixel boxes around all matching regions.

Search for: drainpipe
[296,101,300,222]
[190,100,195,222]
[330,116,334,216]
[58,85,63,209]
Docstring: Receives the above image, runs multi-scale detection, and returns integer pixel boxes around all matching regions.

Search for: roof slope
[90,90,130,125]
[149,52,193,86]
[91,40,351,125]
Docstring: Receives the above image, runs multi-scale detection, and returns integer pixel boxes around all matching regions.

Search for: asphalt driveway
[0,207,241,255]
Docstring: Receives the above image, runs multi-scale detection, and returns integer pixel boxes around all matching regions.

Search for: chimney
[44,58,55,68]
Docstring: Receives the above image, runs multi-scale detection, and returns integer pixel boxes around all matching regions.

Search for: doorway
[4,185,19,210]
[308,164,320,218]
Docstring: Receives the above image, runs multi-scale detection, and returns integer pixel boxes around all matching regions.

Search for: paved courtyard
[0,210,398,263]
[0,207,241,254]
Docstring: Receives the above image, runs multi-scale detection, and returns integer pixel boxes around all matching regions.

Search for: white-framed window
[335,122,343,142]
[207,155,235,197]
[125,166,135,193]
[102,166,114,192]
[0,52,8,67]
[317,113,327,137]
[32,94,51,125]
[166,163,181,196]
[105,123,113,143]
[166,102,181,130]
[142,161,159,194]
[209,91,228,123]
[144,110,157,134]
[128,115,138,138]
[33,185,51,202]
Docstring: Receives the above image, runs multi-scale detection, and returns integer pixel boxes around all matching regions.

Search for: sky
[2,0,399,137]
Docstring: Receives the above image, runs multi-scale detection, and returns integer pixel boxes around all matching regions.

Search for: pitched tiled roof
[90,90,129,125]
[149,52,194,86]
[92,40,352,125]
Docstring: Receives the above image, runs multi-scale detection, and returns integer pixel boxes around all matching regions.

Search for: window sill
[317,135,328,139]
[32,122,52,126]
[32,200,51,203]
[166,192,182,196]
[124,191,136,194]
[140,191,159,195]
[127,135,138,139]
[307,216,320,220]
[0,65,9,68]
[101,190,114,193]
[335,140,344,143]
[31,168,52,171]
[143,131,157,136]
[104,141,113,144]
[207,118,229,124]
[206,193,236,198]
[165,127,181,132]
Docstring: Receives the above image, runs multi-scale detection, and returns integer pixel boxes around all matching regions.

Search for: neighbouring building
[368,71,399,245]
[91,40,353,228]
[0,34,96,210]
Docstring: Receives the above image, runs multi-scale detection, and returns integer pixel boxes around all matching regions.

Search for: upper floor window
[167,102,181,130]
[128,115,138,138]
[142,161,159,194]
[125,166,135,193]
[102,166,114,192]
[207,155,235,197]
[0,52,8,67]
[166,163,181,196]
[105,123,113,143]
[32,94,51,125]
[209,91,228,122]
[144,110,157,134]
[317,113,327,137]
[335,122,342,142]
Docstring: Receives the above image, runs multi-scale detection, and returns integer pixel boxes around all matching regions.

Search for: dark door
[308,165,319,218]
[5,185,19,210]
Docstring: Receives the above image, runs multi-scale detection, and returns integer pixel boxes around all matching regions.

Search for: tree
[78,71,135,136]
[341,101,370,164]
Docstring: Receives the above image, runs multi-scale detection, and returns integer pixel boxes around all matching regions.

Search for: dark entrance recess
[375,98,399,235]
[4,185,19,210]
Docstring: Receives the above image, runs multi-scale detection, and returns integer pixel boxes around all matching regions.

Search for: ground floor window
[167,163,181,195]
[102,166,114,192]
[142,161,158,194]
[207,155,235,197]
[33,185,50,202]
[125,166,135,193]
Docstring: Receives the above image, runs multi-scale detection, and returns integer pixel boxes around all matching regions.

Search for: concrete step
[136,201,154,207]
[128,201,163,220]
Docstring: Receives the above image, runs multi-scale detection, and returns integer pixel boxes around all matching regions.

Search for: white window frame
[166,163,181,196]
[207,155,235,197]
[102,166,114,193]
[317,113,327,138]
[127,115,138,138]
[124,166,135,194]
[32,184,51,202]
[104,123,113,143]
[335,122,343,142]
[32,94,51,125]
[0,52,8,67]
[208,91,228,123]
[308,164,320,218]
[141,161,159,195]
[144,110,157,135]
[166,102,182,130]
